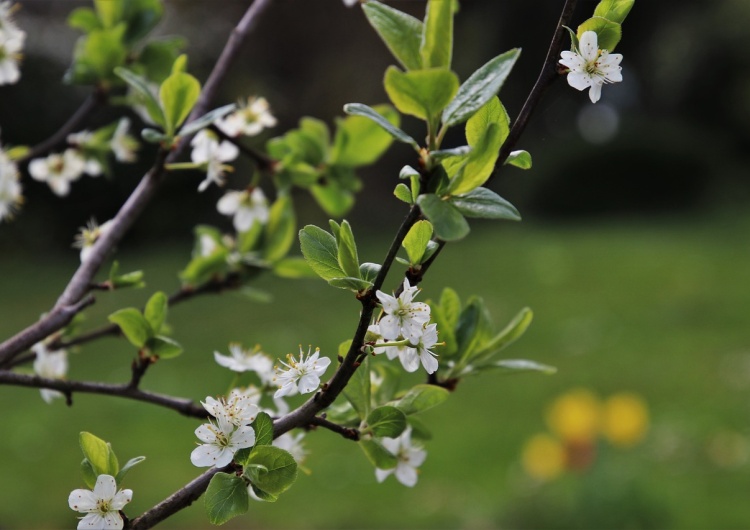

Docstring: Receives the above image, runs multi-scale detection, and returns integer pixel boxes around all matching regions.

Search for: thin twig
[209,124,276,171]
[309,415,360,441]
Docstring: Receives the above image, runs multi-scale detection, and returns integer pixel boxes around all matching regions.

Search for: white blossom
[32,342,68,404]
[0,146,21,221]
[202,391,259,427]
[28,149,86,196]
[375,428,426,487]
[342,0,360,6]
[216,188,269,232]
[190,412,255,468]
[73,219,113,263]
[559,31,623,104]
[190,129,239,192]
[214,344,275,384]
[216,97,277,137]
[0,2,24,38]
[110,118,138,163]
[375,278,431,344]
[0,24,23,85]
[400,323,440,374]
[68,474,132,530]
[273,346,331,398]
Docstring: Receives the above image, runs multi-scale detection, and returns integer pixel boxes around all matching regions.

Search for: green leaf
[121,0,164,45]
[384,67,459,122]
[336,220,361,278]
[137,37,186,84]
[204,472,249,526]
[160,70,201,135]
[244,446,298,496]
[429,304,458,357]
[68,8,101,32]
[115,67,165,127]
[367,406,407,438]
[454,297,493,361]
[407,416,433,441]
[400,165,420,179]
[475,307,533,359]
[417,194,470,241]
[94,0,123,28]
[578,16,622,52]
[505,149,532,169]
[420,0,453,69]
[402,220,434,265]
[80,459,98,489]
[298,225,345,282]
[593,0,634,24]
[359,439,398,470]
[430,145,471,161]
[395,384,450,415]
[178,104,236,138]
[80,432,117,478]
[144,291,168,333]
[310,182,355,217]
[253,412,275,447]
[448,124,503,196]
[264,194,297,263]
[78,26,128,81]
[147,336,183,359]
[141,128,170,144]
[442,48,520,126]
[330,104,399,167]
[108,308,152,348]
[394,182,413,204]
[360,262,381,284]
[449,187,521,221]
[362,1,424,70]
[343,355,371,420]
[465,96,509,147]
[329,277,374,291]
[272,257,316,279]
[115,456,146,485]
[440,287,462,329]
[477,359,557,375]
[343,103,419,150]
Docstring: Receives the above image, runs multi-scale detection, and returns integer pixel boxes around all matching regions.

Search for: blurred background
[2,0,750,528]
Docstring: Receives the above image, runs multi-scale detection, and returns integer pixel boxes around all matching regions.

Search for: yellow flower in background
[521,433,566,481]
[546,389,602,444]
[601,392,649,447]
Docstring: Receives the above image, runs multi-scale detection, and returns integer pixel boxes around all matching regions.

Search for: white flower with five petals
[559,31,623,104]
[375,279,431,344]
[190,130,239,192]
[216,97,277,138]
[216,188,269,232]
[190,412,256,468]
[273,346,331,398]
[28,149,86,196]
[68,474,132,530]
[110,118,138,163]
[0,28,23,85]
[202,392,259,427]
[375,428,426,487]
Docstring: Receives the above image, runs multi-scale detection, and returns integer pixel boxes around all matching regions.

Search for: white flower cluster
[0,134,21,222]
[28,118,138,197]
[73,219,113,263]
[215,96,277,138]
[191,129,239,192]
[370,279,440,374]
[0,2,24,85]
[217,187,269,233]
[375,427,426,487]
[559,31,623,104]
[68,474,132,530]
[191,391,258,468]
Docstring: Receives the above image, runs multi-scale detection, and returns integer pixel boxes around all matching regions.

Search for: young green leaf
[395,384,449,415]
[343,103,419,150]
[402,220,434,265]
[114,67,165,127]
[144,291,168,333]
[79,432,117,478]
[384,66,459,122]
[360,262,381,284]
[68,8,101,32]
[448,123,503,196]
[330,105,399,167]
[577,16,622,52]
[108,308,152,348]
[430,145,471,162]
[244,446,298,496]
[147,336,183,359]
[440,287,462,329]
[359,438,398,470]
[475,307,533,360]
[160,70,201,134]
[417,194,470,241]
[310,182,355,217]
[593,0,634,24]
[420,0,453,69]
[204,472,249,526]
[336,220,361,279]
[362,1,424,70]
[505,149,532,169]
[394,182,413,204]
[115,456,146,485]
[94,0,123,28]
[449,187,521,221]
[465,96,509,147]
[272,257,316,279]
[475,359,557,375]
[298,225,345,281]
[442,48,521,126]
[253,412,275,447]
[367,406,407,438]
[81,459,98,489]
[343,355,371,420]
[178,103,236,138]
[263,194,296,263]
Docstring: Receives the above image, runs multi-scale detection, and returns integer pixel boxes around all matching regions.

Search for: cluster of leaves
[267,107,398,216]
[78,432,145,489]
[108,291,183,359]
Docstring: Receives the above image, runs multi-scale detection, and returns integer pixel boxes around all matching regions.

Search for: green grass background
[2,213,750,529]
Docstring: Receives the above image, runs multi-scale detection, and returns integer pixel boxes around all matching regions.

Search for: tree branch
[0,371,207,418]
[308,415,360,441]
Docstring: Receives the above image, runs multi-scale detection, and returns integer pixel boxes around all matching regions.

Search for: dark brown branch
[0,371,207,418]
[308,415,360,441]
[495,0,578,169]
[19,90,106,163]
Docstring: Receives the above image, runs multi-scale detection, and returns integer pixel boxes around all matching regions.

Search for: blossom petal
[395,462,419,487]
[588,83,603,103]
[101,511,124,529]
[111,488,133,510]
[578,31,599,62]
[191,443,230,467]
[68,489,99,512]
[195,423,218,444]
[217,191,241,215]
[420,350,439,374]
[378,315,401,340]
[375,468,393,483]
[398,348,421,373]
[297,373,321,394]
[567,72,592,91]
[92,475,117,501]
[77,513,106,530]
